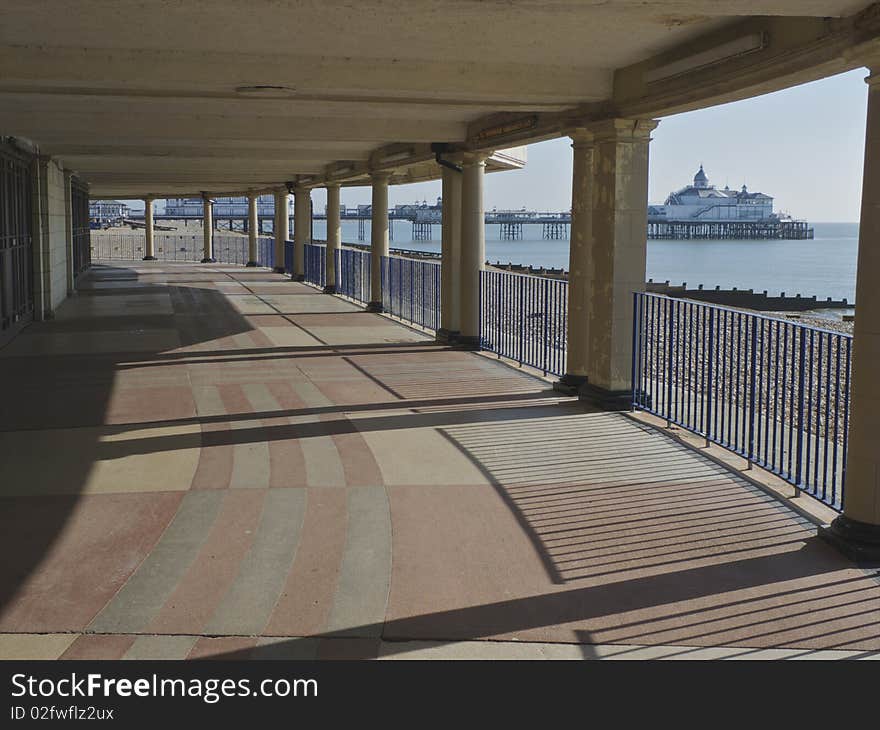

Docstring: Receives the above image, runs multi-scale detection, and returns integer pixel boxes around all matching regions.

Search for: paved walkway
[0,261,878,660]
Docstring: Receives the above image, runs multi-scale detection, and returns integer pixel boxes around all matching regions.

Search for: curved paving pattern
[0,261,878,660]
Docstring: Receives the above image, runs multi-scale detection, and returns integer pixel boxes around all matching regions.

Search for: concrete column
[579,118,657,409]
[820,72,880,560]
[457,152,488,348]
[291,185,310,280]
[555,130,595,394]
[367,172,390,312]
[324,184,341,293]
[246,193,259,266]
[201,197,214,262]
[143,197,156,260]
[438,163,462,342]
[274,188,290,274]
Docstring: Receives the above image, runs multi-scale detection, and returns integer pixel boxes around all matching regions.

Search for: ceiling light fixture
[644,33,766,84]
[379,149,414,164]
[234,85,298,98]
[475,116,538,142]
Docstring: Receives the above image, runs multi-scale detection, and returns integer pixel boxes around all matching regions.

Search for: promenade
[0,261,877,660]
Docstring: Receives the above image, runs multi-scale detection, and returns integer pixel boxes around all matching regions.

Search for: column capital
[461,150,490,166]
[369,170,392,182]
[325,181,341,190]
[568,126,595,148]
[581,117,659,143]
[866,72,880,89]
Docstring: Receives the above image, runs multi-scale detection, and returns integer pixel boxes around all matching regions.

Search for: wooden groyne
[646,280,850,312]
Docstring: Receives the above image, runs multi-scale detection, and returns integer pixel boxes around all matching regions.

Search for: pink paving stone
[0,493,183,633]
[264,488,348,636]
[147,490,266,635]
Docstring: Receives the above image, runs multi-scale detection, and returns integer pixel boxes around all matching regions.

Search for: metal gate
[71,178,90,277]
[0,143,34,345]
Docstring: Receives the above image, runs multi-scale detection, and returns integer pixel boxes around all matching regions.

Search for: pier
[647,218,814,239]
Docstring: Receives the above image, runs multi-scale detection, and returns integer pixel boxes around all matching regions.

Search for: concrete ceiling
[0,0,875,197]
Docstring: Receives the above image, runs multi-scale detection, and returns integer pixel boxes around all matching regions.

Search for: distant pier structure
[647,165,813,240]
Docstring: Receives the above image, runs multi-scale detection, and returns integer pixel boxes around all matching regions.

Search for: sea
[308,220,859,309]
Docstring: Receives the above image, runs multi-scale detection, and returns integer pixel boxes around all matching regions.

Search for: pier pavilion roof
[1,1,877,198]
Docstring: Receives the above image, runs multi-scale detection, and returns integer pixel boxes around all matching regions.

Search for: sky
[126,67,870,222]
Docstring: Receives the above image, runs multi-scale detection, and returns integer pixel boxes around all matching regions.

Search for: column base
[272,266,286,274]
[292,273,305,282]
[454,335,481,350]
[142,255,157,261]
[322,284,337,294]
[365,301,384,313]
[245,261,259,268]
[578,382,633,411]
[200,257,216,263]
[435,328,460,344]
[818,515,880,563]
[553,373,588,396]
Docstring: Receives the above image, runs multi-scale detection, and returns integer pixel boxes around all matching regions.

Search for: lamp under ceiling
[234,85,298,98]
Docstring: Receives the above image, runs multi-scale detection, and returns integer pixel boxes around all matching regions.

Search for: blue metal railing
[337,247,371,304]
[257,236,275,268]
[283,240,293,274]
[381,255,440,330]
[212,235,248,265]
[632,292,852,512]
[479,269,568,377]
[304,243,327,288]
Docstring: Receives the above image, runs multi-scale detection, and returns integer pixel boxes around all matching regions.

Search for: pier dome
[693,165,709,189]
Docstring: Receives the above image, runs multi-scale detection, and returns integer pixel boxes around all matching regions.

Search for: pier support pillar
[578,118,657,409]
[820,72,880,561]
[555,129,594,395]
[246,193,259,266]
[324,184,340,294]
[457,152,488,349]
[292,185,310,280]
[201,196,215,263]
[143,196,157,260]
[367,172,390,312]
[438,162,462,342]
[274,188,290,274]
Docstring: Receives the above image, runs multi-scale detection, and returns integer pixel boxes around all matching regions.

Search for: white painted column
[438,163,462,342]
[367,172,390,312]
[201,197,214,262]
[556,130,594,393]
[820,72,880,560]
[325,184,341,293]
[274,188,290,273]
[246,193,258,266]
[457,152,487,348]
[580,118,656,409]
[143,196,156,260]
[292,185,310,279]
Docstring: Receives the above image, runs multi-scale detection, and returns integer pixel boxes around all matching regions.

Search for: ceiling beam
[0,45,609,105]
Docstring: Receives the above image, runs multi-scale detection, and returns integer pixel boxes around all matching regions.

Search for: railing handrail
[639,290,852,340]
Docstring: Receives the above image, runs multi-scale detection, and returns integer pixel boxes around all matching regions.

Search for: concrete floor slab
[2,260,878,660]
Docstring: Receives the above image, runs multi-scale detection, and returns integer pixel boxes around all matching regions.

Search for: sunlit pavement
[0,261,878,660]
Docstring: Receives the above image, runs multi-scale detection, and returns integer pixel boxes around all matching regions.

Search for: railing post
[666,299,674,426]
[630,292,639,409]
[795,329,807,496]
[705,307,715,446]
[747,316,758,468]
[517,275,525,366]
